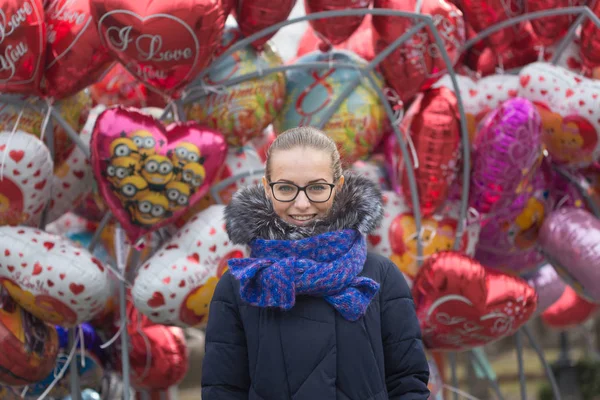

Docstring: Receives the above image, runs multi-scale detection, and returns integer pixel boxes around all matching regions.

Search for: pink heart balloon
[90,107,228,243]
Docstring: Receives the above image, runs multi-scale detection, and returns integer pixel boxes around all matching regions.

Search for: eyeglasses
[268,181,336,203]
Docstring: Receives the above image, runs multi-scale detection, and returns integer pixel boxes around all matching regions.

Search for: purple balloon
[470,97,542,216]
[526,264,566,316]
[539,207,600,302]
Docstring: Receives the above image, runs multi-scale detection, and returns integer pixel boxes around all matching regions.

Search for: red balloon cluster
[304,0,371,47]
[233,0,296,51]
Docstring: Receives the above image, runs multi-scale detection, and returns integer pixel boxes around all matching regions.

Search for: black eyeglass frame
[268,181,337,203]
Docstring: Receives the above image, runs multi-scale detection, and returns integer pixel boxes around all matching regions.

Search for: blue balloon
[66,232,111,265]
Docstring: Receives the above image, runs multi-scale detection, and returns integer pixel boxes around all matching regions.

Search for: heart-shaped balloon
[393,87,461,216]
[90,0,226,95]
[0,226,112,327]
[0,0,46,94]
[305,0,371,46]
[524,264,566,316]
[470,97,543,216]
[132,205,249,327]
[518,62,600,168]
[41,0,112,99]
[0,131,53,226]
[542,285,599,329]
[0,289,59,386]
[538,207,600,302]
[580,0,600,76]
[528,0,587,46]
[459,0,523,51]
[233,0,296,51]
[412,251,537,351]
[90,107,228,244]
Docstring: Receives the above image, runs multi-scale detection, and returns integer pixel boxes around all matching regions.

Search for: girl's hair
[265,127,342,182]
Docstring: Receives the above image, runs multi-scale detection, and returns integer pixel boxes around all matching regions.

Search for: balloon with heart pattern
[0,131,53,227]
[132,205,249,327]
[90,0,226,95]
[0,288,59,386]
[541,39,584,74]
[517,62,600,168]
[0,0,46,95]
[538,207,600,302]
[41,0,113,99]
[0,226,112,327]
[412,251,537,351]
[90,107,228,244]
[542,285,599,330]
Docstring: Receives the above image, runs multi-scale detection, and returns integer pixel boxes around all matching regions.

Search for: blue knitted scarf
[228,229,380,321]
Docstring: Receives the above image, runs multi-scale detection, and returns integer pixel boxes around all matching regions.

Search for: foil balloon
[41,0,112,99]
[0,90,91,170]
[350,156,391,191]
[0,0,46,94]
[524,264,566,316]
[517,62,600,167]
[412,251,537,351]
[580,0,600,76]
[233,0,296,51]
[538,207,600,302]
[0,289,59,386]
[133,205,249,327]
[274,50,387,164]
[372,0,465,103]
[251,125,276,163]
[297,14,375,61]
[528,0,588,46]
[185,27,286,147]
[393,87,461,216]
[470,97,543,216]
[90,107,228,244]
[0,131,53,226]
[24,323,105,397]
[304,0,371,46]
[542,39,584,74]
[90,0,226,95]
[549,169,589,211]
[542,285,599,329]
[0,226,112,327]
[63,389,101,400]
[459,0,524,51]
[474,166,551,274]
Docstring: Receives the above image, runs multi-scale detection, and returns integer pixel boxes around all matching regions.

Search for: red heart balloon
[41,0,113,99]
[90,107,228,244]
[372,0,465,103]
[459,0,524,51]
[528,0,587,46]
[580,1,600,76]
[541,285,599,330]
[0,0,46,95]
[304,0,371,46]
[233,0,296,51]
[90,0,226,95]
[412,251,537,351]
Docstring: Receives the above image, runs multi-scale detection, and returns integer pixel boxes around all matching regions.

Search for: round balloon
[524,264,566,316]
[274,50,387,164]
[185,27,286,147]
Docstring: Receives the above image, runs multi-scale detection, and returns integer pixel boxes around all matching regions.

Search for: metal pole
[515,331,527,400]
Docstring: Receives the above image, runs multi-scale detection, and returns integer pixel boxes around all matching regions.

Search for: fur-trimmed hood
[224,173,384,244]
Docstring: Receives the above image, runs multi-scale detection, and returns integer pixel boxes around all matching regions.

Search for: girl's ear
[262,176,271,199]
[337,175,345,190]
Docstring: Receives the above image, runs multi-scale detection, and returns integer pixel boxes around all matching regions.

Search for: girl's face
[263,147,344,227]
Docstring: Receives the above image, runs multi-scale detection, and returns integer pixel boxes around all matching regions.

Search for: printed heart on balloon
[132,205,249,327]
[91,107,228,244]
[0,131,53,226]
[90,0,226,94]
[0,226,111,327]
[412,251,537,351]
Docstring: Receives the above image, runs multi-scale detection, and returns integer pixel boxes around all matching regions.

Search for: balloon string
[39,101,53,143]
[79,326,86,368]
[535,45,546,61]
[134,311,153,383]
[35,326,80,400]
[21,385,29,397]
[443,384,483,400]
[0,106,24,181]
[100,319,125,349]
[255,52,264,77]
[495,56,505,75]
[106,261,132,287]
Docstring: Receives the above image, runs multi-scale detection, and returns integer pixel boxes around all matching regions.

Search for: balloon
[133,205,249,327]
[90,0,226,95]
[63,389,101,400]
[459,0,524,51]
[233,0,296,51]
[41,0,112,99]
[304,0,371,46]
[0,289,59,386]
[412,251,537,351]
[517,62,600,168]
[470,97,543,216]
[184,27,286,147]
[0,91,91,171]
[274,50,387,164]
[0,226,112,326]
[528,0,588,46]
[372,0,465,103]
[297,14,375,61]
[580,0,600,76]
[525,264,566,316]
[541,285,599,329]
[90,107,228,244]
[541,38,584,74]
[549,169,590,211]
[25,323,105,397]
[0,0,46,95]
[474,166,550,274]
[0,131,53,226]
[538,207,600,302]
[90,64,167,109]
[350,156,391,191]
[393,87,461,216]
[251,125,276,163]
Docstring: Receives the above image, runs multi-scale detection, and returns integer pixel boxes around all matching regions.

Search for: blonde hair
[266,127,342,182]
